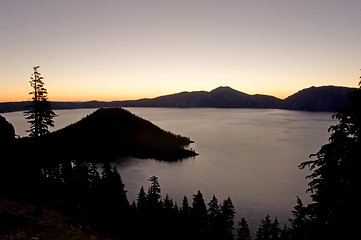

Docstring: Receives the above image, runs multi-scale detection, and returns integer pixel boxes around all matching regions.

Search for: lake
[3,107,335,233]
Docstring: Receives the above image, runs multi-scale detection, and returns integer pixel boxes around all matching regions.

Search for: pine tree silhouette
[236,218,251,240]
[24,66,56,137]
[299,79,361,239]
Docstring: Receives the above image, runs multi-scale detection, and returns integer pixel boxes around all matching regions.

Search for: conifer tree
[207,195,222,238]
[174,202,179,213]
[72,160,93,199]
[192,190,207,218]
[270,218,281,240]
[137,186,147,212]
[163,194,174,210]
[111,166,129,208]
[256,215,271,240]
[192,190,208,234]
[147,176,161,210]
[208,195,220,223]
[88,162,101,189]
[256,215,281,240]
[179,195,192,238]
[289,196,309,240]
[181,196,190,216]
[221,196,236,237]
[280,224,291,240]
[236,218,251,240]
[24,66,56,137]
[100,163,129,209]
[299,78,361,238]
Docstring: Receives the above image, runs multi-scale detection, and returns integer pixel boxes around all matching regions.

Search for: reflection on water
[3,107,334,232]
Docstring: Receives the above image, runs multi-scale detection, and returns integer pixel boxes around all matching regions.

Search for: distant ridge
[0,86,356,113]
[119,86,283,109]
[283,86,353,111]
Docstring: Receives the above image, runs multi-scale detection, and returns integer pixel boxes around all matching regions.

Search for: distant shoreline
[0,85,356,113]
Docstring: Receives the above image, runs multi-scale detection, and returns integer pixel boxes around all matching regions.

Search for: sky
[1,0,361,102]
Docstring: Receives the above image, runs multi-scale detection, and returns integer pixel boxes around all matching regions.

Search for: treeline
[1,156,238,239]
[0,157,304,240]
[0,155,324,240]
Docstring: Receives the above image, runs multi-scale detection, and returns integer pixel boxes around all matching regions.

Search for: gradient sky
[1,0,361,102]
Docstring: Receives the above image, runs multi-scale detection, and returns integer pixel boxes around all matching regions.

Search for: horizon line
[0,84,356,104]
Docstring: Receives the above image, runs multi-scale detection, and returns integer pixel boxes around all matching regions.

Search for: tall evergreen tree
[111,166,129,208]
[236,218,251,240]
[72,160,93,200]
[192,190,207,219]
[97,163,129,231]
[88,162,101,189]
[270,218,281,240]
[299,79,361,239]
[100,163,129,209]
[24,66,56,137]
[208,195,220,223]
[256,215,272,240]
[207,195,222,238]
[137,186,147,212]
[289,196,309,240]
[147,176,161,210]
[163,194,174,210]
[220,196,236,237]
[192,190,208,235]
[181,196,190,216]
[256,215,281,240]
[280,224,291,240]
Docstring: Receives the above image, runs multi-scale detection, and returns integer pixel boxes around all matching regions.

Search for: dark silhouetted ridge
[120,86,283,109]
[283,86,353,111]
[0,86,356,113]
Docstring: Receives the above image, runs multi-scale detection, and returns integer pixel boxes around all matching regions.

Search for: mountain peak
[210,86,247,96]
[211,86,237,92]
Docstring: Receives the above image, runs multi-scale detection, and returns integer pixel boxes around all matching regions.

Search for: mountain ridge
[0,85,356,113]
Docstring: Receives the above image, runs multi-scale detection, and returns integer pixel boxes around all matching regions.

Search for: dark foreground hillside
[0,198,114,240]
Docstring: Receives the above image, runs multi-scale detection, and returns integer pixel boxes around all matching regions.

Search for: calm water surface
[3,108,335,231]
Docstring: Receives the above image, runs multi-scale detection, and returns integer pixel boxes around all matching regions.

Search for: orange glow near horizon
[1,62,360,103]
[1,80,358,103]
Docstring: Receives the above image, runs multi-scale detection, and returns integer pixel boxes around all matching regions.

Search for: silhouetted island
[14,108,197,162]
